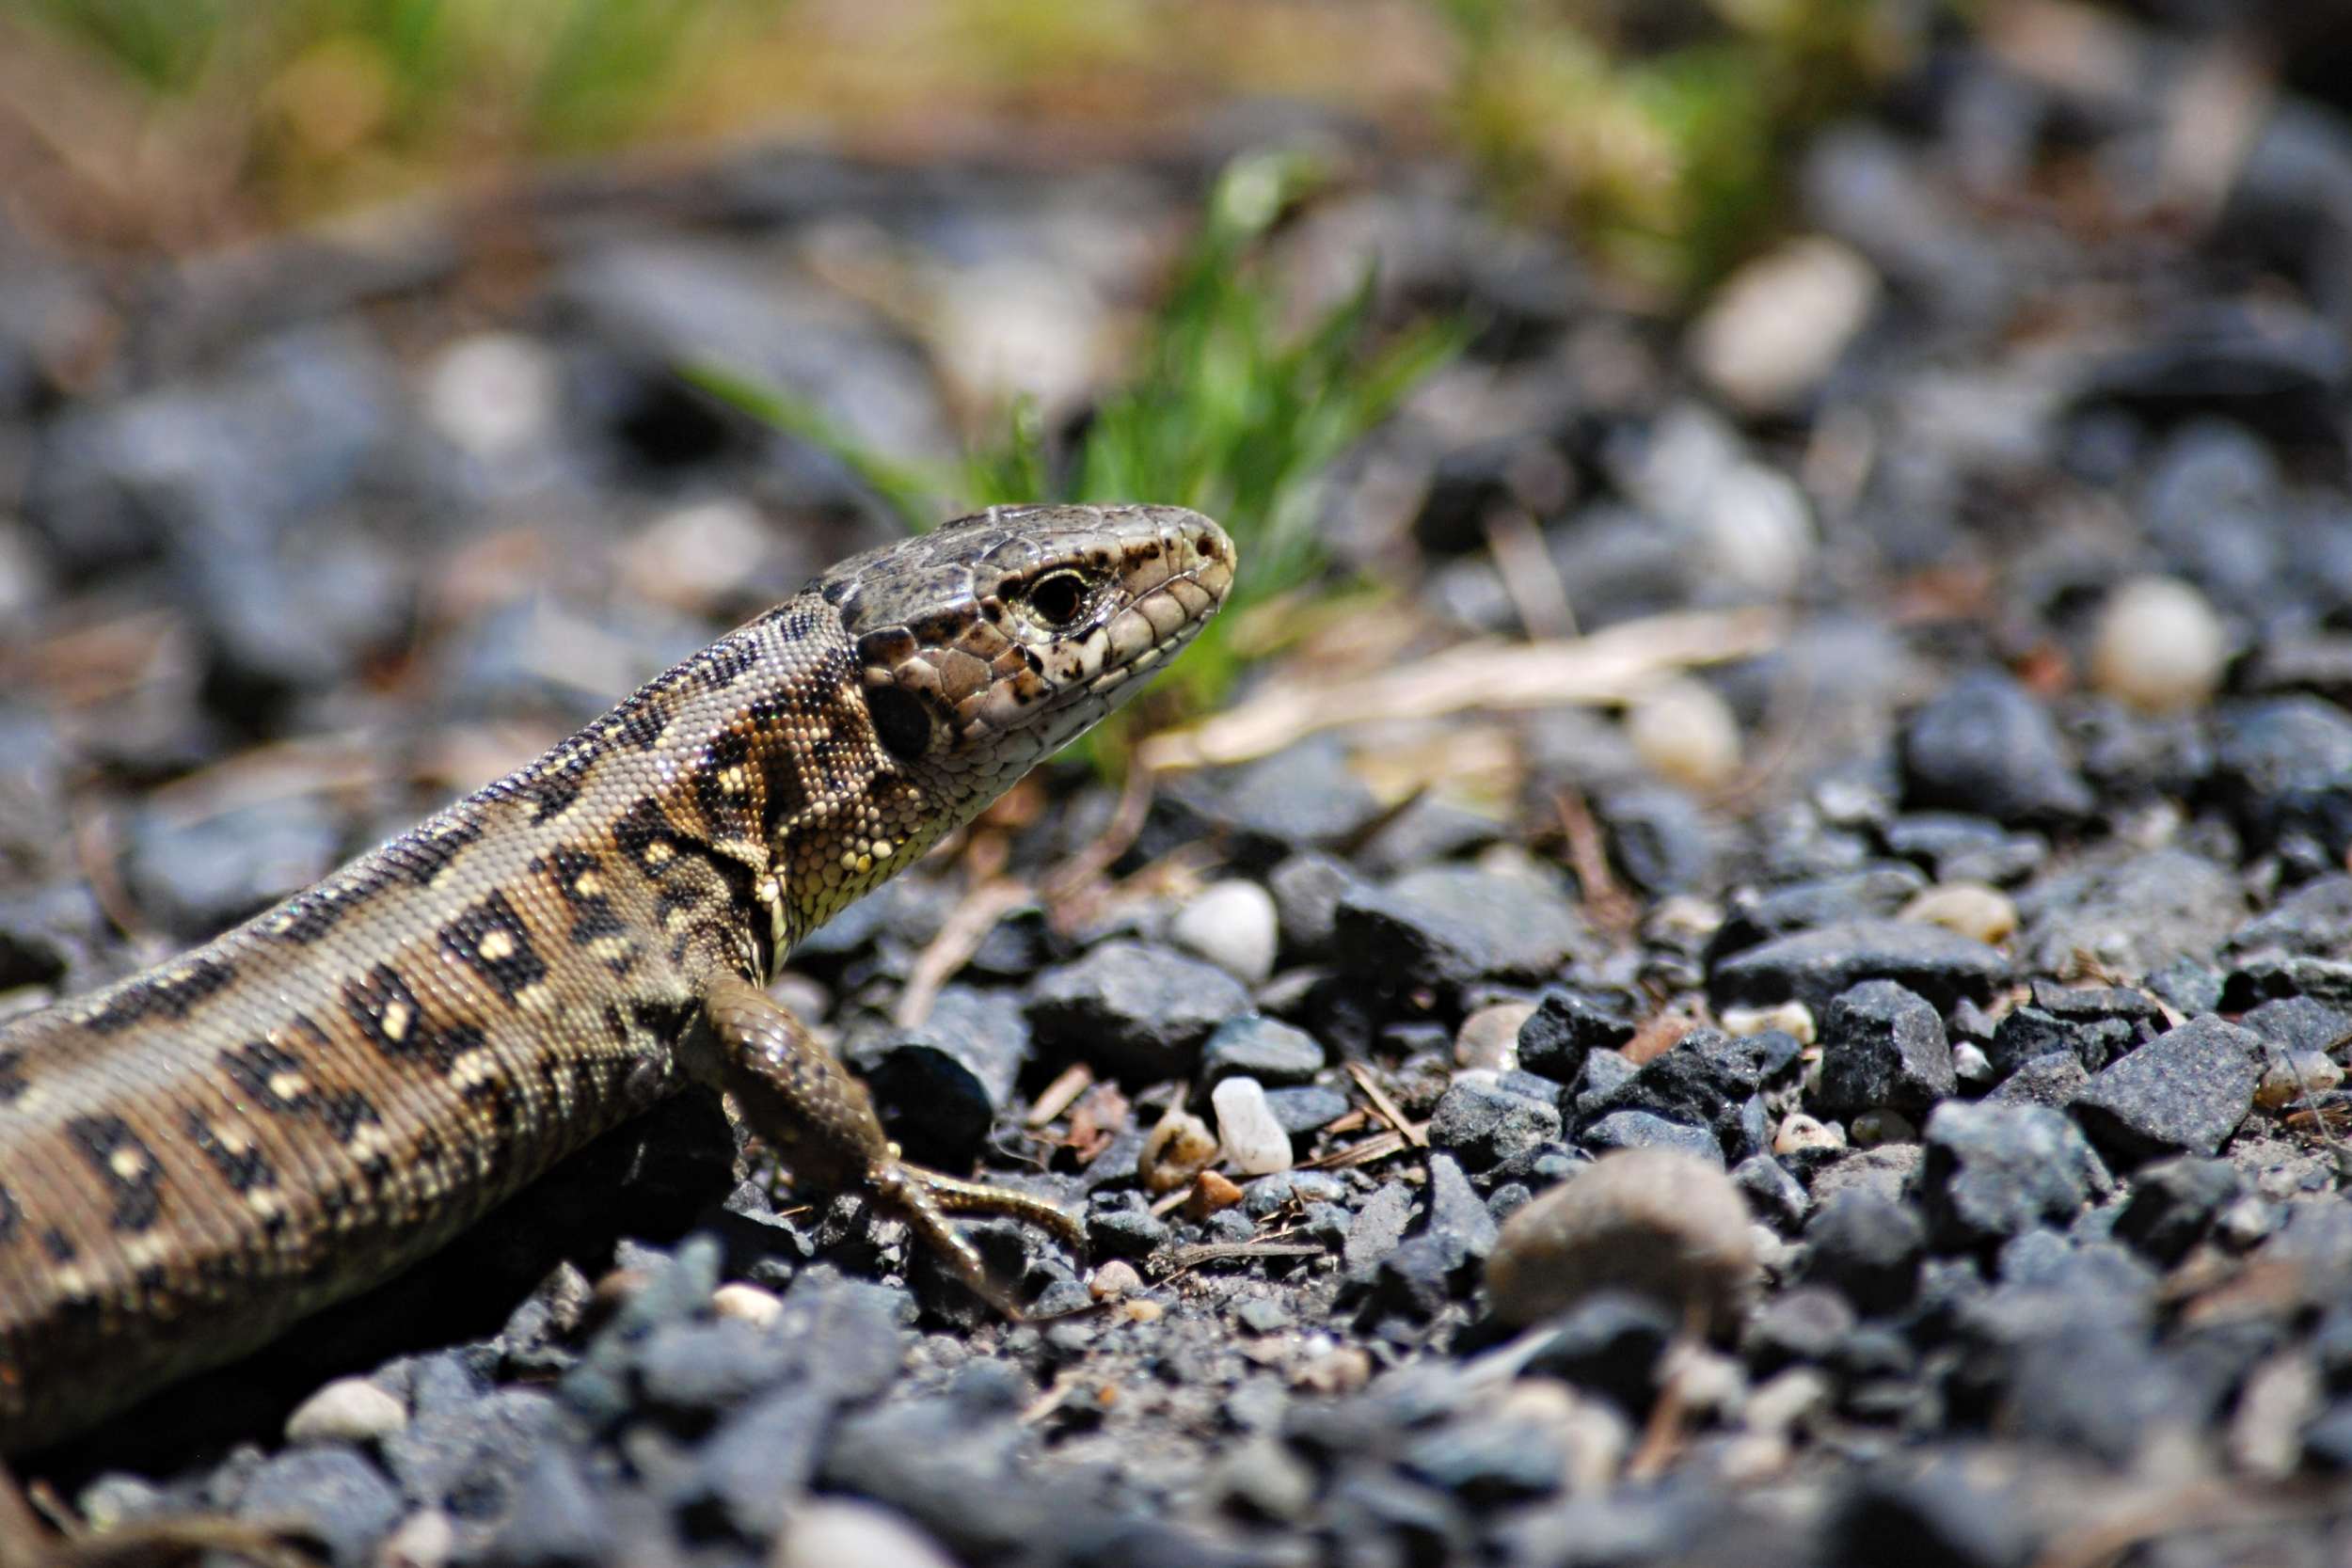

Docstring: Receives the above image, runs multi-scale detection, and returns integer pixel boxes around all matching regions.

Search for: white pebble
[2255,1048,2343,1110]
[1773,1112,1845,1158]
[1952,1040,1995,1085]
[2090,576,2228,714]
[379,1509,456,1568]
[1455,1002,1535,1070]
[1900,882,2018,944]
[1627,678,1742,792]
[1687,236,1882,416]
[1089,1259,1144,1301]
[421,332,559,462]
[1719,1001,1816,1045]
[775,1499,961,1568]
[1694,462,1816,599]
[1169,879,1279,985]
[712,1282,784,1330]
[1212,1075,1295,1176]
[623,499,773,613]
[284,1375,406,1446]
[1486,1148,1758,1332]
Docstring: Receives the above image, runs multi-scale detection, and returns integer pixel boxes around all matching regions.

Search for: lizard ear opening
[867,684,933,761]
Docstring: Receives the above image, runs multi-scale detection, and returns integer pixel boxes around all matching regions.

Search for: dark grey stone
[1176,741,1384,861]
[1430,1077,1564,1170]
[1827,1450,2039,1568]
[1519,1291,1673,1411]
[1708,868,1928,958]
[1334,864,1590,994]
[1200,1016,1327,1086]
[1731,1154,1809,1230]
[1900,670,2091,825]
[1263,1084,1352,1134]
[634,1317,791,1418]
[1816,980,1954,1115]
[691,1383,832,1540]
[1802,1189,1926,1315]
[1984,1050,2090,1111]
[2231,872,2352,958]
[843,985,1030,1163]
[1744,1286,1857,1372]
[2017,848,2244,984]
[1987,1006,2135,1078]
[1400,1416,1564,1502]
[1025,941,1250,1080]
[1918,1101,2108,1250]
[1881,813,2048,885]
[235,1447,403,1568]
[1597,785,1718,895]
[2216,695,2352,861]
[382,1386,577,1516]
[1517,989,1636,1082]
[1709,920,2009,1013]
[1578,1028,1772,1160]
[2113,1158,2244,1266]
[1265,851,1368,962]
[1570,1049,1639,1114]
[126,797,343,940]
[2238,994,2352,1054]
[1343,1181,1417,1285]
[1578,1110,1723,1164]
[484,1448,609,1568]
[2074,1014,2264,1162]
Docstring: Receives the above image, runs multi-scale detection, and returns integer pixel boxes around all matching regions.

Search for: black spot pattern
[65,1114,163,1231]
[183,1107,276,1192]
[41,1227,75,1264]
[78,957,236,1034]
[0,1048,24,1103]
[543,847,628,948]
[440,892,548,1003]
[383,816,486,888]
[317,1090,380,1144]
[613,797,691,879]
[613,701,670,752]
[507,743,600,823]
[267,887,353,943]
[220,1037,314,1111]
[342,964,457,1068]
[0,1182,17,1243]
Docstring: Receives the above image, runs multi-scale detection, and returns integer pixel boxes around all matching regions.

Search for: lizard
[0,501,1233,1459]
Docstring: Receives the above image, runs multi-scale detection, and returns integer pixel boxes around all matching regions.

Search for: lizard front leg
[698,974,1085,1315]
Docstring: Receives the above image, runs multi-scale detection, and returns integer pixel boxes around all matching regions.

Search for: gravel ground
[12,9,2352,1567]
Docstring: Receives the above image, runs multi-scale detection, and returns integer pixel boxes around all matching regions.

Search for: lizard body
[0,503,1232,1453]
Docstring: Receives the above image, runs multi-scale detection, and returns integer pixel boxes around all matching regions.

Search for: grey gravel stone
[1200,1016,1326,1086]
[2112,1156,2244,1265]
[1801,1190,1926,1315]
[1984,1050,2090,1111]
[1710,919,2009,1013]
[2016,848,2243,984]
[1579,1110,1724,1164]
[234,1446,403,1568]
[1901,669,2091,825]
[2214,695,2352,861]
[1025,941,1250,1080]
[843,985,1030,1163]
[1816,980,1954,1115]
[1431,1076,1564,1170]
[1334,864,1589,993]
[1731,1154,1809,1230]
[1918,1101,2108,1250]
[1516,989,1637,1083]
[1263,1084,1352,1133]
[2074,1013,2264,1162]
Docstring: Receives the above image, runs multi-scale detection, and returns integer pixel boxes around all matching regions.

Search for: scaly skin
[0,503,1232,1455]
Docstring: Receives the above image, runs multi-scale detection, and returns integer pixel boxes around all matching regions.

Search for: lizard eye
[867,684,933,761]
[1024,570,1089,629]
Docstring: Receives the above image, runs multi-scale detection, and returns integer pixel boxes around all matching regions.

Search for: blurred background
[0,0,2348,943]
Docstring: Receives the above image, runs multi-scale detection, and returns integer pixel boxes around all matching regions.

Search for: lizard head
[818,502,1235,802]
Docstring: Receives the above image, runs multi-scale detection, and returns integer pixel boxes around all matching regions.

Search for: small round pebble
[1140,1104,1219,1195]
[284,1375,406,1447]
[1899,882,2019,943]
[1212,1075,1295,1176]
[379,1509,456,1568]
[1849,1109,1918,1148]
[1456,1001,1536,1070]
[1485,1148,1759,1333]
[422,332,559,462]
[2090,576,2229,713]
[1089,1259,1144,1301]
[1627,678,1743,792]
[776,1499,961,1568]
[1188,1169,1247,1216]
[1169,879,1280,984]
[711,1282,784,1330]
[1719,1001,1816,1044]
[1774,1112,1845,1158]
[2255,1048,2344,1110]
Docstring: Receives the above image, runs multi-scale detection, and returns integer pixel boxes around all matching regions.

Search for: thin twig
[1025,1063,1094,1129]
[1346,1062,1428,1149]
